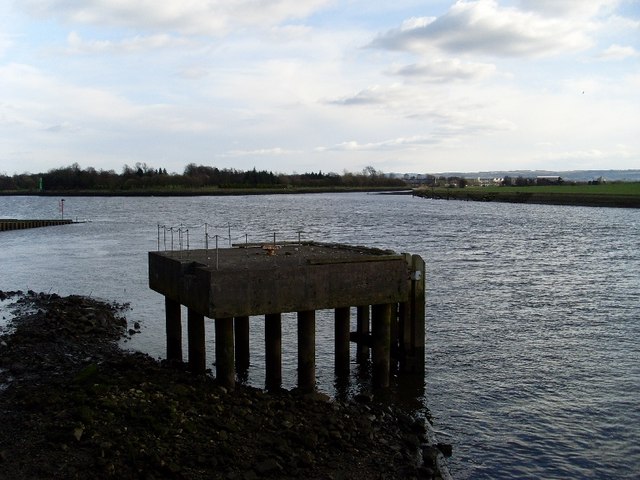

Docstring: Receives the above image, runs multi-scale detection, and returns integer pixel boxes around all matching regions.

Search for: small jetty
[149,242,425,390]
[0,219,73,232]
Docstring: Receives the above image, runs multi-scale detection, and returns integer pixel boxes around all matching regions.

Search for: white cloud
[20,0,333,36]
[597,44,638,60]
[391,58,496,82]
[224,147,301,157]
[0,34,11,57]
[371,0,593,57]
[0,62,219,137]
[328,85,390,106]
[517,0,621,18]
[317,136,440,152]
[66,31,194,54]
[533,145,637,169]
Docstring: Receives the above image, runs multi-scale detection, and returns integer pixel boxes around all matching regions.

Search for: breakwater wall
[0,219,73,232]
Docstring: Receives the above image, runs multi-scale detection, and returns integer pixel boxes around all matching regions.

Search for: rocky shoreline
[0,291,450,479]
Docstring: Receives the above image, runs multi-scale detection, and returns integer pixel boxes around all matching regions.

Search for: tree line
[0,162,406,192]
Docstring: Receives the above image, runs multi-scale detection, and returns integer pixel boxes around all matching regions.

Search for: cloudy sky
[1,0,638,175]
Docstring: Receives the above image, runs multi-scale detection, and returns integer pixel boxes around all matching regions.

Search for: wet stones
[0,291,446,480]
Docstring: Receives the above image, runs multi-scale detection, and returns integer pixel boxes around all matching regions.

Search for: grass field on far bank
[460,182,640,195]
[413,182,640,208]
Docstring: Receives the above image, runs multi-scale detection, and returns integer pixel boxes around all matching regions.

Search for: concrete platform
[149,242,412,318]
[148,242,425,389]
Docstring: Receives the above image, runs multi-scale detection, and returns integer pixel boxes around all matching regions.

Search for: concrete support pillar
[390,302,399,361]
[356,305,370,362]
[234,316,250,375]
[297,310,316,392]
[410,254,426,372]
[165,297,182,362]
[372,303,392,388]
[187,308,206,374]
[398,300,410,357]
[265,313,282,390]
[335,307,351,376]
[215,317,235,389]
[399,254,427,372]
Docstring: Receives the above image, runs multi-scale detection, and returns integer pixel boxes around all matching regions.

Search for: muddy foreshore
[0,291,449,479]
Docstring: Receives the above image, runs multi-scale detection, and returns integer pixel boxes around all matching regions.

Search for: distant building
[477,177,504,186]
[536,176,562,185]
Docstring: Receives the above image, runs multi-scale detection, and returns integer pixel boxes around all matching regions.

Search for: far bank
[413,183,640,208]
[0,186,410,197]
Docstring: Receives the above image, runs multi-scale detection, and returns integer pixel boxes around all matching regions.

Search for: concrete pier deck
[149,242,425,390]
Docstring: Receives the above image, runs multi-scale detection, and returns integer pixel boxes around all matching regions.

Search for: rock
[437,442,453,457]
[73,426,84,442]
[302,391,331,402]
[242,470,259,480]
[422,446,438,468]
[298,450,315,467]
[74,363,98,383]
[402,433,421,449]
[254,458,281,475]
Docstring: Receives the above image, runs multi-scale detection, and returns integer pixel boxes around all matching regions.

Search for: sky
[0,0,639,176]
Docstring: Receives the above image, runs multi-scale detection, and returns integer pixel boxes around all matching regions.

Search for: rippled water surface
[1,194,639,478]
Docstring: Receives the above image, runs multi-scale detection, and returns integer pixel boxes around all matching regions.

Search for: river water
[1,193,639,479]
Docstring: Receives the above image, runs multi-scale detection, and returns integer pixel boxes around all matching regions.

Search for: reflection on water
[1,194,639,479]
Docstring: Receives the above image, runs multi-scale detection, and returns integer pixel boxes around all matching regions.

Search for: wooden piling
[372,303,392,387]
[356,305,370,362]
[335,307,351,376]
[265,313,282,389]
[165,297,182,362]
[298,310,316,392]
[234,316,250,374]
[215,317,235,389]
[187,308,206,374]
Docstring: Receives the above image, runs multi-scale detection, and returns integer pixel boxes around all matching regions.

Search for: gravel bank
[0,291,449,479]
